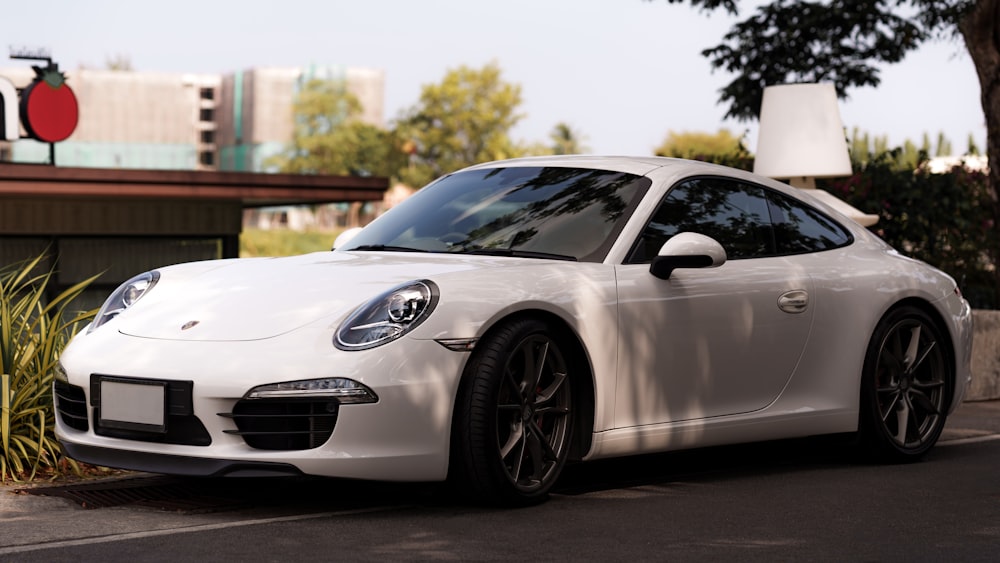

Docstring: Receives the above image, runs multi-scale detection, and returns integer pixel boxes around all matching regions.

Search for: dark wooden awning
[0,163,388,207]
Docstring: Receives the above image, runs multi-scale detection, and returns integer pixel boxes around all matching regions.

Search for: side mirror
[649,232,727,280]
[332,227,363,250]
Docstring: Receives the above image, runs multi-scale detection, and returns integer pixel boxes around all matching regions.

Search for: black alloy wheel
[860,306,951,461]
[451,318,574,505]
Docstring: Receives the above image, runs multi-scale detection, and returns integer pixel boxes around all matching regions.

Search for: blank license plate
[99,379,167,433]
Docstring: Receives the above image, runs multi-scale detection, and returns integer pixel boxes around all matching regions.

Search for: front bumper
[55,328,468,482]
[61,442,306,477]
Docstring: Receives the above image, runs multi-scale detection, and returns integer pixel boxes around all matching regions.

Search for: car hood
[114,251,500,342]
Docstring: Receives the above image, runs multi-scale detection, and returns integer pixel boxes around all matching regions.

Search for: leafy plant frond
[1,254,96,482]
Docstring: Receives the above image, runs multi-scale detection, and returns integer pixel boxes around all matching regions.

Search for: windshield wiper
[452,248,578,262]
[348,244,428,253]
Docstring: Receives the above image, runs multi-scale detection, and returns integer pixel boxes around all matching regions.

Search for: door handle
[778,290,809,314]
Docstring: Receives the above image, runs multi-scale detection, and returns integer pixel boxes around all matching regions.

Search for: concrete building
[0,63,390,307]
[217,65,384,172]
[0,64,385,173]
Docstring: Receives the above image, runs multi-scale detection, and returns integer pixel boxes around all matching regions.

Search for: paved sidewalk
[940,398,1000,441]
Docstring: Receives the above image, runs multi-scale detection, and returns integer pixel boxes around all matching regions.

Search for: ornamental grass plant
[1,254,97,482]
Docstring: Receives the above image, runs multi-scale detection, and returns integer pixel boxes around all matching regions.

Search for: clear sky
[5,0,986,156]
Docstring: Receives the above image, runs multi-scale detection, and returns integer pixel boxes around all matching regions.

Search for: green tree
[936,132,954,156]
[968,133,981,155]
[549,122,590,155]
[655,128,753,169]
[660,0,999,307]
[850,129,962,169]
[921,132,933,156]
[268,79,405,178]
[848,128,891,168]
[901,139,925,170]
[655,128,746,159]
[395,62,525,188]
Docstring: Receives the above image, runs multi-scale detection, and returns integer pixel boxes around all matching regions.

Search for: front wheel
[859,306,952,461]
[450,318,574,506]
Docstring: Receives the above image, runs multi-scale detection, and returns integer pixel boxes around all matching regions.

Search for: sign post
[5,47,79,165]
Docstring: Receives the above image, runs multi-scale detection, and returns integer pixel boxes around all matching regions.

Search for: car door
[614,177,816,427]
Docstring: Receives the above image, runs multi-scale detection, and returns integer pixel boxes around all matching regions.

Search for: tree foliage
[549,122,590,155]
[395,62,525,188]
[848,128,958,169]
[834,132,995,306]
[655,128,753,169]
[661,0,999,308]
[267,79,406,178]
[661,0,979,121]
[824,155,998,308]
[968,133,982,155]
[275,65,583,189]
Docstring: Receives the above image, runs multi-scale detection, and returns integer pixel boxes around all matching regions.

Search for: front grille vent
[94,410,213,446]
[54,380,89,431]
[220,399,339,451]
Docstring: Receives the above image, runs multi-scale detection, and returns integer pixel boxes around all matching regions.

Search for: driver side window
[627,177,774,263]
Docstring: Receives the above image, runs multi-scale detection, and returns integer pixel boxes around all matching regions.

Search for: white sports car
[56,156,973,505]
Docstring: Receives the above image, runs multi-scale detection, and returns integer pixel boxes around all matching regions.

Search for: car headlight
[245,378,378,403]
[88,271,160,333]
[335,280,439,350]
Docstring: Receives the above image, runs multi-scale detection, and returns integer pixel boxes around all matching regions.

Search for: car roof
[459,155,707,177]
[458,155,805,193]
[467,154,828,201]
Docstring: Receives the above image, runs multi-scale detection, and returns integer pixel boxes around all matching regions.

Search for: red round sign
[20,65,79,143]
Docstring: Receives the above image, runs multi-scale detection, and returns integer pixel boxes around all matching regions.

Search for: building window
[199,151,215,166]
[200,130,215,144]
[199,88,215,100]
[199,108,214,122]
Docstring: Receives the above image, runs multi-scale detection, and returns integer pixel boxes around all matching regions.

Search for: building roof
[0,163,388,207]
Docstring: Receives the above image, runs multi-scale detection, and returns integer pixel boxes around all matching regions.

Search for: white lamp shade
[753,83,852,179]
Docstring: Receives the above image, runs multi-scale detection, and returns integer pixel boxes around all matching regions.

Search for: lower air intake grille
[54,380,89,431]
[94,411,213,446]
[221,399,339,451]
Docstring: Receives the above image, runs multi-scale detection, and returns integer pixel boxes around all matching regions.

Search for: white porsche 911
[55,156,973,505]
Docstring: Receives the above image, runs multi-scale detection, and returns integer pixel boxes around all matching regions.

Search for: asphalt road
[3,400,999,562]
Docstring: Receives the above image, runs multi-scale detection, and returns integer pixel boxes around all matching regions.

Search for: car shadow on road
[24,434,889,512]
[553,433,867,497]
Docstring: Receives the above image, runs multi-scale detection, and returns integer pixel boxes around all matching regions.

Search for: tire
[859,306,952,461]
[451,318,574,506]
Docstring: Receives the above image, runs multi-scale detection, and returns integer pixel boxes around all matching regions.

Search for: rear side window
[767,190,853,254]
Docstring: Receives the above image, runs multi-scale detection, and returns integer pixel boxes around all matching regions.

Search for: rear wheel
[451,318,574,506]
[860,306,951,461]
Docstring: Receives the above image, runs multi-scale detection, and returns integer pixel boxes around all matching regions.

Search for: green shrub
[823,153,998,309]
[1,254,97,482]
[240,228,342,257]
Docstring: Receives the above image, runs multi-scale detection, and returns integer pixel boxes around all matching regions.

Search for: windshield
[341,166,650,262]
